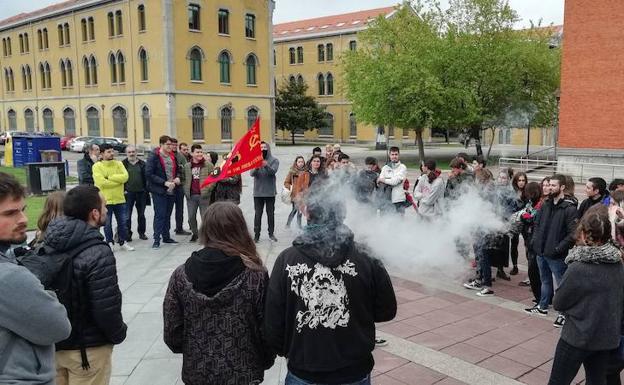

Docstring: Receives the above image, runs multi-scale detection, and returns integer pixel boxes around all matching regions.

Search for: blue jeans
[152,193,175,242]
[285,372,371,385]
[125,191,147,237]
[537,255,568,309]
[104,203,128,244]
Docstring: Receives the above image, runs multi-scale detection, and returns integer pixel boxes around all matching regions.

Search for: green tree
[275,80,328,145]
[343,5,444,162]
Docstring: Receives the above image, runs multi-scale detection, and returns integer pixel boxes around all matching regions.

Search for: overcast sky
[0,0,564,27]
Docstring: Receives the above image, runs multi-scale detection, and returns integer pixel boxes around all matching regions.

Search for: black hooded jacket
[264,224,397,384]
[42,217,127,350]
[163,248,274,385]
[531,196,578,259]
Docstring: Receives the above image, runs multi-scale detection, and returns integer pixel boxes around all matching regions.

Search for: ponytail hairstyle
[424,159,438,183]
[576,205,612,246]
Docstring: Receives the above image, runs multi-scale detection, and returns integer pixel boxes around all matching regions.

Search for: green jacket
[183,161,214,201]
[93,160,129,205]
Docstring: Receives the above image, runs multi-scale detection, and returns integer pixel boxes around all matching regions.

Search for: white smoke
[301,170,510,281]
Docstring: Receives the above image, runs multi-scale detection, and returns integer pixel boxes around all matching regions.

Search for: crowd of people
[1,140,624,385]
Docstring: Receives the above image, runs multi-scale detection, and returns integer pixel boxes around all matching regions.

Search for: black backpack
[16,238,108,369]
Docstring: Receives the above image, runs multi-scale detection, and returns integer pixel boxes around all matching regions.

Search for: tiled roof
[0,0,92,29]
[273,6,397,40]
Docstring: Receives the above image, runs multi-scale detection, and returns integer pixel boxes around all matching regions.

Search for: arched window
[7,109,16,129]
[60,61,67,87]
[142,106,150,140]
[117,52,125,83]
[245,54,257,85]
[326,43,333,61]
[296,46,304,63]
[113,106,127,138]
[115,10,123,35]
[88,17,95,40]
[45,63,51,89]
[39,63,46,89]
[63,108,76,136]
[189,48,202,81]
[43,108,54,132]
[326,73,334,95]
[6,68,14,91]
[319,113,334,136]
[42,29,48,49]
[37,29,43,49]
[297,75,304,85]
[90,56,98,85]
[6,37,11,55]
[138,5,146,31]
[288,75,296,84]
[21,66,27,90]
[220,107,232,140]
[219,51,230,83]
[21,33,29,53]
[57,25,64,46]
[247,108,258,130]
[24,65,31,90]
[318,44,325,62]
[81,19,88,41]
[25,109,34,132]
[191,106,204,140]
[87,106,100,136]
[66,60,73,87]
[2,38,6,56]
[83,57,91,85]
[289,48,295,64]
[317,73,325,96]
[139,48,148,81]
[107,12,115,37]
[109,53,117,84]
[19,34,24,54]
[349,113,357,137]
[64,23,70,45]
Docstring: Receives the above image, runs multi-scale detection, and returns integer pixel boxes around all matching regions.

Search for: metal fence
[499,157,624,183]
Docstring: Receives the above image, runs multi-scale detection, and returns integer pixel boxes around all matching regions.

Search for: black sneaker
[190,234,198,242]
[553,314,566,328]
[127,236,133,243]
[463,280,482,290]
[524,306,548,316]
[519,279,531,287]
[152,241,160,249]
[497,270,511,281]
[175,230,192,236]
[510,266,519,275]
[476,288,494,297]
[139,234,148,240]
[163,238,179,244]
[269,234,278,242]
[375,338,388,347]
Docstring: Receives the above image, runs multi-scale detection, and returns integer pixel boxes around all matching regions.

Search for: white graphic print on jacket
[286,260,358,332]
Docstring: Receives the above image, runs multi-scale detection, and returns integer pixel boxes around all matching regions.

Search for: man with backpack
[0,172,71,385]
[41,185,127,385]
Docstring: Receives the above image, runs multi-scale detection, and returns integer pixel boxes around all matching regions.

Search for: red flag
[201,118,263,188]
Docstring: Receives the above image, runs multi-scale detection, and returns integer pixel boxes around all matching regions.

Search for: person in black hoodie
[264,185,397,385]
[164,202,274,385]
[526,174,578,328]
[43,185,127,385]
[77,143,100,185]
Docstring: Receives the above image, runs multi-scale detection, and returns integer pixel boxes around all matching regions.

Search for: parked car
[70,136,94,152]
[84,137,127,153]
[60,135,76,150]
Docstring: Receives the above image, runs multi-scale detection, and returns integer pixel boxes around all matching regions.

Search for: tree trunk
[291,130,296,145]
[415,129,425,164]
[471,124,483,156]
[486,127,496,160]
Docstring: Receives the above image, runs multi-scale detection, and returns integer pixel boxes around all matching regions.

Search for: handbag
[280,186,292,204]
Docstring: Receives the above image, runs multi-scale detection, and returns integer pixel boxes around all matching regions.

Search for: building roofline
[0,0,118,32]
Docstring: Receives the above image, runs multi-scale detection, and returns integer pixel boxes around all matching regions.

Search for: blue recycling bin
[12,134,62,167]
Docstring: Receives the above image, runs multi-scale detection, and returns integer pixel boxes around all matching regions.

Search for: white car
[70,136,93,152]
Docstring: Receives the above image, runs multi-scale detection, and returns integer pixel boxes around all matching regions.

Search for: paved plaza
[61,145,596,385]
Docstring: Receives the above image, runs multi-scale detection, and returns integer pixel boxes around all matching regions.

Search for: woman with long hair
[163,202,275,385]
[30,191,65,247]
[284,155,307,228]
[509,172,528,275]
[517,182,543,303]
[548,205,624,385]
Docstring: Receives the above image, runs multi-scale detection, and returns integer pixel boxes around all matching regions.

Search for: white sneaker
[120,243,135,252]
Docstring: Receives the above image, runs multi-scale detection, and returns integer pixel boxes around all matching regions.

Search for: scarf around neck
[565,243,623,265]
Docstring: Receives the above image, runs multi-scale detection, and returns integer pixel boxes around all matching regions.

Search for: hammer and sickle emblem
[249,133,260,149]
